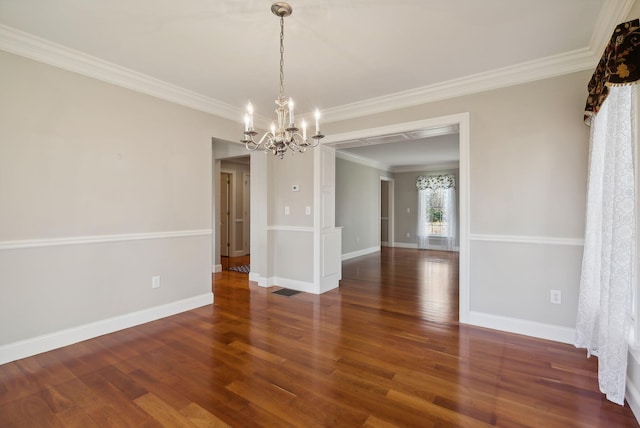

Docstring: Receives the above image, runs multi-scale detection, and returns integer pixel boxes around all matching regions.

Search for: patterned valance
[584,18,640,125]
[416,174,455,190]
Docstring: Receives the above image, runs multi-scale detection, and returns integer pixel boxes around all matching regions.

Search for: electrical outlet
[284,206,290,215]
[550,289,561,304]
[406,232,410,238]
[152,276,160,289]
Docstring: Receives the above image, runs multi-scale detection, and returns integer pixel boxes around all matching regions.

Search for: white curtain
[417,189,431,249]
[575,84,636,405]
[442,187,456,251]
[416,175,457,251]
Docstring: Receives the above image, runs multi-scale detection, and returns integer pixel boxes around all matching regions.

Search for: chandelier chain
[279,16,285,98]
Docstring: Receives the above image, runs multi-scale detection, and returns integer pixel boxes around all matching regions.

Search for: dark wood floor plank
[0,248,638,427]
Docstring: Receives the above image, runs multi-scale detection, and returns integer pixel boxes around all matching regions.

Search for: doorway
[220,172,231,257]
[380,177,394,247]
[324,113,470,323]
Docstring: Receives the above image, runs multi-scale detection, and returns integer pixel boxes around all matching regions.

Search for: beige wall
[0,51,238,347]
[335,156,388,254]
[327,70,590,331]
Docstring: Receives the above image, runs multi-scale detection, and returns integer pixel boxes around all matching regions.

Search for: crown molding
[0,24,244,123]
[1,0,633,125]
[321,0,635,123]
[321,47,596,123]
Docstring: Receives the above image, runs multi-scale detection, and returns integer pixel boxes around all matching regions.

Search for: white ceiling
[335,126,459,170]
[0,1,632,167]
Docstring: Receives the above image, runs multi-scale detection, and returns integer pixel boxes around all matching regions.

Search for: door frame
[379,176,394,247]
[322,112,470,324]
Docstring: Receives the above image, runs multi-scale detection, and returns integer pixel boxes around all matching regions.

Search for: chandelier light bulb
[246,102,254,131]
[288,98,294,126]
[314,109,320,135]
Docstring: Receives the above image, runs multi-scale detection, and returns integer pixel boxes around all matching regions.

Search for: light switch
[305,206,311,215]
[284,206,290,215]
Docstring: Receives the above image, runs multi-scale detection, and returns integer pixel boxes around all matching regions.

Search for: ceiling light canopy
[241,2,324,159]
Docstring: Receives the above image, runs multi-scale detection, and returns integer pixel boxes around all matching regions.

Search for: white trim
[0,25,244,123]
[321,48,595,123]
[392,242,418,249]
[327,113,471,324]
[267,225,314,232]
[380,175,394,247]
[342,246,380,261]
[324,115,468,146]
[626,375,640,425]
[0,293,213,365]
[250,274,332,295]
[249,272,260,283]
[468,311,576,344]
[470,234,584,247]
[0,229,212,250]
[0,2,630,125]
[213,264,223,273]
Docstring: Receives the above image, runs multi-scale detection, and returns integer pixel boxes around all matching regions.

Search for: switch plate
[305,206,311,215]
[550,289,561,304]
[284,206,290,215]
[152,276,160,289]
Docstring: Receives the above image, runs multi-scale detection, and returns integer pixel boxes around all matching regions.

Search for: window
[416,174,456,251]
[423,188,448,236]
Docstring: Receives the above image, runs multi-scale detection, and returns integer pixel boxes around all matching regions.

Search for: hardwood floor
[0,247,638,426]
[220,255,250,271]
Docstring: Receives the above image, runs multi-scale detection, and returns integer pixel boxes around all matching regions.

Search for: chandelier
[241,2,324,158]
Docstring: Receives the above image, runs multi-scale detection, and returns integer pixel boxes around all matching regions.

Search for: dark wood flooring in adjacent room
[0,247,637,426]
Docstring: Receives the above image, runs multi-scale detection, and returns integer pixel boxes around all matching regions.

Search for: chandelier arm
[307,138,321,148]
[245,139,260,151]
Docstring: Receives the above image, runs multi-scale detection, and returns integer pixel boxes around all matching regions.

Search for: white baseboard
[468,311,575,344]
[249,272,260,283]
[392,242,418,249]
[249,273,336,295]
[342,246,380,261]
[212,264,222,273]
[627,376,640,425]
[0,293,213,365]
